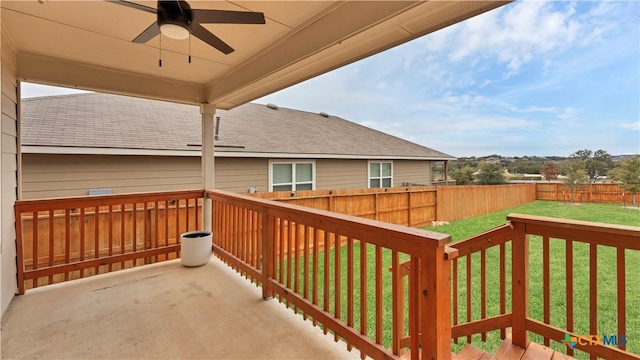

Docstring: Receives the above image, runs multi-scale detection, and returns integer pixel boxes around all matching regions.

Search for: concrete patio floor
[1,256,359,359]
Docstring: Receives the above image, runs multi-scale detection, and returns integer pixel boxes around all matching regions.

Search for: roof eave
[22,146,455,161]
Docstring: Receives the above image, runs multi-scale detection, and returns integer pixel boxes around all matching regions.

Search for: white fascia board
[22,146,454,161]
[216,152,455,161]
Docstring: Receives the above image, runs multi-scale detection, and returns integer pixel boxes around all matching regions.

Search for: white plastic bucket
[180,230,212,267]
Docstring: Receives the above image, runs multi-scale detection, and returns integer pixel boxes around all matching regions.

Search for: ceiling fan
[109,0,266,55]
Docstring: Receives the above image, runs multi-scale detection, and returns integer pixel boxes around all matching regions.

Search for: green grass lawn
[278,201,639,359]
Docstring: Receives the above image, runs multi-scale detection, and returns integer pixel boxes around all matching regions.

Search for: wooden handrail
[15,189,204,212]
[207,189,455,360]
[450,214,640,359]
[15,190,204,293]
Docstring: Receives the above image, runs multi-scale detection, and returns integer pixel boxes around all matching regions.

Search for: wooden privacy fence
[15,190,203,293]
[536,182,631,203]
[208,189,457,359]
[436,184,536,222]
[252,186,437,227]
[252,184,537,224]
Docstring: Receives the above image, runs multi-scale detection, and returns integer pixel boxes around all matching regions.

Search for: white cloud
[620,122,640,131]
[257,1,639,157]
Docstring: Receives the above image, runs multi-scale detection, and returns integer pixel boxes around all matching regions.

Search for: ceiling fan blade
[191,23,234,54]
[133,22,160,43]
[106,0,157,14]
[192,9,265,25]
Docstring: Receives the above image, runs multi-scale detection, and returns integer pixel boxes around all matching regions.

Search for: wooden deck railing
[15,189,640,359]
[397,215,640,359]
[207,189,457,360]
[14,190,203,293]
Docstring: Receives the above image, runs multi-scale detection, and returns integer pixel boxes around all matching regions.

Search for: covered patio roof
[3,0,509,108]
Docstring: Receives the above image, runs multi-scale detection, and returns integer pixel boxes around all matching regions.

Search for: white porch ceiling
[2,1,509,108]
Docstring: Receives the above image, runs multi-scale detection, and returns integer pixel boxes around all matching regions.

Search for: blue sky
[22,1,639,158]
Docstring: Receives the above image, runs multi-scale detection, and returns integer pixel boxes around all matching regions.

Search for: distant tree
[608,157,640,207]
[541,161,559,181]
[590,149,613,180]
[563,158,589,204]
[570,149,613,180]
[572,149,592,161]
[451,166,475,185]
[476,162,506,185]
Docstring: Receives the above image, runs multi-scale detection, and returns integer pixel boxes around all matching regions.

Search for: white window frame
[368,160,393,188]
[269,160,316,192]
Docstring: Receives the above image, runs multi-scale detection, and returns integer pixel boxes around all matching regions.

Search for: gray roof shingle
[21,93,453,159]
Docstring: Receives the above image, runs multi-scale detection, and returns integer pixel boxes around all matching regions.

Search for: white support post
[201,103,216,231]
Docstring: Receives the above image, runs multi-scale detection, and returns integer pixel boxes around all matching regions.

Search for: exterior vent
[319,112,329,118]
[266,103,279,110]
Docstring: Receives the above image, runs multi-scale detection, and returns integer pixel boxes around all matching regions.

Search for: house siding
[21,156,434,200]
[22,154,202,199]
[21,155,270,199]
[316,159,367,189]
[393,160,431,186]
[1,27,19,316]
[215,157,268,193]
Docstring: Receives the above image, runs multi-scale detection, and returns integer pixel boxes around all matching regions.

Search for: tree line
[447,150,640,206]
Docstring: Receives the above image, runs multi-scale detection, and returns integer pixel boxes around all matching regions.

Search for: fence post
[511,220,529,348]
[420,242,454,359]
[261,208,274,300]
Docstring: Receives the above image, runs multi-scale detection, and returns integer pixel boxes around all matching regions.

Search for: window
[369,161,392,188]
[270,161,315,191]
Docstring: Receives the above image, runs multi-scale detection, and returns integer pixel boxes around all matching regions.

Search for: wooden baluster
[294,222,300,309]
[278,218,285,303]
[375,244,382,345]
[391,250,401,355]
[143,202,148,265]
[303,225,310,319]
[33,211,39,288]
[312,227,319,326]
[323,230,330,334]
[79,208,85,278]
[120,204,125,269]
[466,254,472,344]
[589,243,597,360]
[566,239,574,357]
[108,205,113,271]
[335,234,342,342]
[481,249,486,342]
[154,201,159,262]
[617,247,626,351]
[543,236,550,346]
[359,240,368,349]
[95,206,100,274]
[453,258,459,344]
[346,237,354,350]
[48,210,54,285]
[409,254,419,360]
[64,209,70,281]
[261,210,274,300]
[499,242,506,340]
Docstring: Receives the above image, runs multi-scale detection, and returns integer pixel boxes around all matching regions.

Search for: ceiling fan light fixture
[160,23,189,40]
